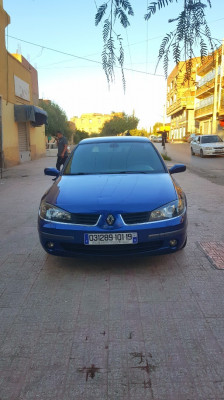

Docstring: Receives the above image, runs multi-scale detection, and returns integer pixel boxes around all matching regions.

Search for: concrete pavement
[0,156,224,399]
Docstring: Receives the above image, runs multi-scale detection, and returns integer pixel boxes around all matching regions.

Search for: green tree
[130,129,148,137]
[95,0,215,87]
[73,130,89,144]
[101,113,139,136]
[152,122,163,135]
[39,100,74,141]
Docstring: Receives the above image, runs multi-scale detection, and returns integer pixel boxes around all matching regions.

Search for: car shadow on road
[44,251,181,276]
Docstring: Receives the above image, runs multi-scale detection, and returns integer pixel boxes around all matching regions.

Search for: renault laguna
[38,136,187,256]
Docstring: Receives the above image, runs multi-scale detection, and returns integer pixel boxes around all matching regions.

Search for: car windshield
[64,141,166,175]
[201,135,223,143]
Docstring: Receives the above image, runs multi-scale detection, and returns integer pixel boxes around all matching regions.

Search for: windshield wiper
[117,171,149,174]
[64,172,93,175]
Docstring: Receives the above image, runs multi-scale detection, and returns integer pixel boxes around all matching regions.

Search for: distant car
[38,136,187,257]
[191,134,224,157]
[150,136,162,143]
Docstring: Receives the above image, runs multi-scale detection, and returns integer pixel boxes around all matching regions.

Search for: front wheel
[200,149,204,158]
[191,147,195,156]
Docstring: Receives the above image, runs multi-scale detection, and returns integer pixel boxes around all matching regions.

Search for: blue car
[38,136,187,256]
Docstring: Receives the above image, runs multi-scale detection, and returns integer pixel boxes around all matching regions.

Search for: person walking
[55,131,68,171]
[162,130,167,150]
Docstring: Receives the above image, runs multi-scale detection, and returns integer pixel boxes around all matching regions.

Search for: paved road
[154,142,224,186]
[0,157,224,399]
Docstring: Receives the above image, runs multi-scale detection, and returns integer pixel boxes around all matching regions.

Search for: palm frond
[114,7,130,28]
[145,0,177,20]
[95,3,108,26]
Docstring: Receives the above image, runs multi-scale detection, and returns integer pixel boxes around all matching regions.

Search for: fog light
[169,239,177,247]
[47,241,55,249]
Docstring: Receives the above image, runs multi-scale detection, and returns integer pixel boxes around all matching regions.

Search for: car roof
[79,136,150,144]
[198,134,219,137]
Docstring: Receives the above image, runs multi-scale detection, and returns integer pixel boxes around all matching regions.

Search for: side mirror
[44,168,60,177]
[169,164,186,174]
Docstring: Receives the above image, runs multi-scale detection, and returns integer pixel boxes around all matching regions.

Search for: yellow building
[166,58,200,140]
[195,43,224,137]
[71,112,124,135]
[0,0,47,167]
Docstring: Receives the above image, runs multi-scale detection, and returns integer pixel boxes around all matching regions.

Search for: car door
[191,136,198,153]
[194,136,201,154]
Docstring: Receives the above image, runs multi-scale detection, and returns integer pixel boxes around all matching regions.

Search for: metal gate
[203,121,210,135]
[18,122,30,162]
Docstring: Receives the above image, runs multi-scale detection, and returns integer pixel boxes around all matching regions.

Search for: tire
[200,149,204,158]
[191,147,195,156]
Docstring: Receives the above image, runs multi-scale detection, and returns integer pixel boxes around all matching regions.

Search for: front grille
[121,212,150,225]
[71,213,100,225]
[61,241,163,255]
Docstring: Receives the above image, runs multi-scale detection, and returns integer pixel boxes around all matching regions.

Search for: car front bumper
[203,148,224,156]
[38,213,187,257]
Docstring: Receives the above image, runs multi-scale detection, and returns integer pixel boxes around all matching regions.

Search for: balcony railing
[196,78,215,97]
[197,67,220,87]
[195,103,214,118]
[197,48,222,75]
[195,95,214,110]
[167,98,187,115]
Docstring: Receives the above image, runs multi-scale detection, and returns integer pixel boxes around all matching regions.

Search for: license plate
[84,232,138,245]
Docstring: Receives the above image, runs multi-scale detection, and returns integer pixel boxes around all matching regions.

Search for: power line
[7,35,165,77]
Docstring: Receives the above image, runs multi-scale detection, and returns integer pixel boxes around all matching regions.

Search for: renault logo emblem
[106,214,115,225]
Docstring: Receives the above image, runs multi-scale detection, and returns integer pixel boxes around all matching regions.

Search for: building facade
[0,0,47,167]
[195,43,224,137]
[166,59,200,140]
[71,112,124,135]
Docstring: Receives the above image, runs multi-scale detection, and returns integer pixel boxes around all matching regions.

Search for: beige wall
[0,2,46,167]
[2,99,20,166]
[2,99,46,166]
[12,54,39,105]
[29,124,46,160]
[72,112,124,135]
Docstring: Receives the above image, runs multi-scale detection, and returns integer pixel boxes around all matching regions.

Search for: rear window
[64,141,166,175]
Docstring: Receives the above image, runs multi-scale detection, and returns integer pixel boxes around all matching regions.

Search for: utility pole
[212,50,219,134]
[218,39,224,115]
[163,104,166,129]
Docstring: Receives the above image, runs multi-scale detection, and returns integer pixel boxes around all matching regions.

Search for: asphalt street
[0,156,224,399]
[154,142,224,186]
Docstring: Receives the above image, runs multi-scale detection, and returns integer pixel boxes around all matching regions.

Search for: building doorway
[18,122,31,162]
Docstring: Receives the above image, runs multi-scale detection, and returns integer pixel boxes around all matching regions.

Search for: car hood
[43,173,179,213]
[201,143,224,148]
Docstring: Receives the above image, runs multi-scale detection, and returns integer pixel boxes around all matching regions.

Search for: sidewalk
[0,156,224,399]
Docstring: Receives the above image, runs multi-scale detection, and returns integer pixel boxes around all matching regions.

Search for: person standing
[55,131,68,171]
[162,130,167,149]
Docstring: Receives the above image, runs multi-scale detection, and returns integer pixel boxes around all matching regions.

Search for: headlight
[39,201,72,222]
[149,198,186,221]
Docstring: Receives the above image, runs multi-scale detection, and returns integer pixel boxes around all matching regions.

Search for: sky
[3,0,224,131]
